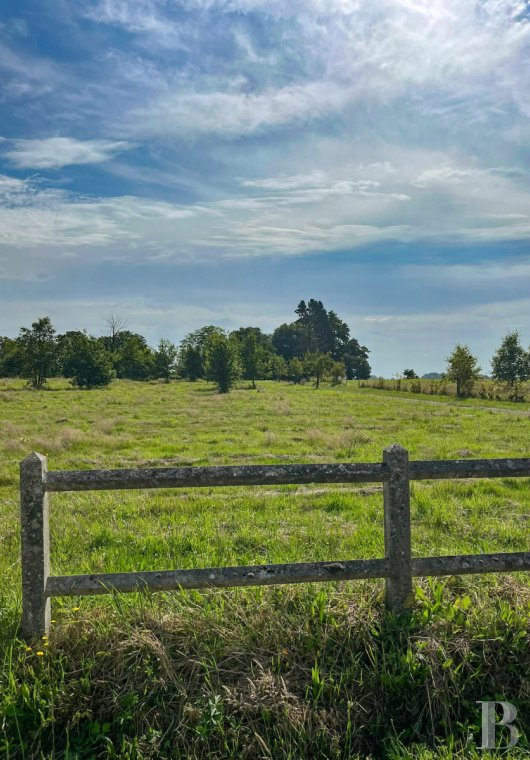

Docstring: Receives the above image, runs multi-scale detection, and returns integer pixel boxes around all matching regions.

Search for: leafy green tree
[271,323,307,361]
[295,299,351,357]
[403,369,418,379]
[180,326,225,354]
[205,333,240,393]
[98,330,150,374]
[154,339,178,383]
[327,311,350,356]
[230,327,275,386]
[445,344,481,397]
[57,330,88,363]
[342,339,371,379]
[289,357,304,384]
[0,337,23,377]
[179,325,226,381]
[276,300,370,377]
[230,326,273,351]
[116,335,154,380]
[330,361,346,386]
[239,331,261,388]
[303,352,333,389]
[295,300,315,352]
[491,332,529,390]
[180,345,203,381]
[18,317,58,389]
[268,353,287,381]
[62,332,114,389]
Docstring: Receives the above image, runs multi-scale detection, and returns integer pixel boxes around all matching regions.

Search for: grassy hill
[0,379,529,758]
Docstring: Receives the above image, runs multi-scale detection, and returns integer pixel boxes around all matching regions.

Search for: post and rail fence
[20,444,530,639]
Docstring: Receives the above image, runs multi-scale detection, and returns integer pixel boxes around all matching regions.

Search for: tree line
[363,334,530,402]
[0,299,371,393]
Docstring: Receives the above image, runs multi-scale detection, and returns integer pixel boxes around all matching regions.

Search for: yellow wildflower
[36,651,44,656]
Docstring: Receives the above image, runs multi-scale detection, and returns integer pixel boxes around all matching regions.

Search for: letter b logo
[477,701,519,749]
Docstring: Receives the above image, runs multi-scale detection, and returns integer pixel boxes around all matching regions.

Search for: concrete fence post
[20,453,50,640]
[383,444,414,613]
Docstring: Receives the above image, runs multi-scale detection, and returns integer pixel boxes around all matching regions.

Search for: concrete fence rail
[20,444,530,639]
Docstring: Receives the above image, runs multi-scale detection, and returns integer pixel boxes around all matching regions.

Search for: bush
[205,334,240,393]
[63,334,114,389]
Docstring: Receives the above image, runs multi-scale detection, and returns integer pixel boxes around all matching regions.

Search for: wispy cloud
[2,137,132,169]
[88,0,530,140]
[2,144,530,282]
[127,81,351,138]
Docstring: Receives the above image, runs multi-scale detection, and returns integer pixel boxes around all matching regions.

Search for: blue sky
[1,0,529,375]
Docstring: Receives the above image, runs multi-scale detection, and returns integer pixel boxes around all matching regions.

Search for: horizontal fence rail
[45,457,530,492]
[20,446,530,639]
[45,552,530,598]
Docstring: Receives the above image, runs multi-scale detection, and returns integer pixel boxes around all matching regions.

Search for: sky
[0,0,529,376]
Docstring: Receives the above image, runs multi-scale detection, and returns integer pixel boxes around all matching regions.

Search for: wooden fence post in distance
[20,452,50,640]
[383,444,414,613]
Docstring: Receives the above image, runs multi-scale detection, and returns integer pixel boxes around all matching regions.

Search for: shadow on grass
[2,579,529,758]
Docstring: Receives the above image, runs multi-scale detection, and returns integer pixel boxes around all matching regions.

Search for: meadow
[1,378,529,758]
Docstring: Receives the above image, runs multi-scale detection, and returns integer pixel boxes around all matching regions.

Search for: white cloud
[93,0,530,139]
[2,143,530,281]
[128,81,351,138]
[83,0,196,49]
[0,40,60,100]
[2,137,132,169]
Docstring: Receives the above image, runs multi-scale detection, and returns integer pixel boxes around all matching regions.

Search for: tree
[62,333,114,389]
[180,345,203,381]
[445,344,481,398]
[205,333,240,393]
[403,369,418,379]
[104,314,128,354]
[303,352,333,389]
[271,323,306,361]
[179,326,225,381]
[268,353,287,381]
[18,317,58,389]
[295,300,315,352]
[289,357,305,384]
[273,300,370,375]
[239,331,261,388]
[180,326,225,355]
[342,338,371,379]
[330,360,346,386]
[116,335,154,380]
[230,327,275,386]
[154,339,178,383]
[0,336,23,377]
[491,332,529,392]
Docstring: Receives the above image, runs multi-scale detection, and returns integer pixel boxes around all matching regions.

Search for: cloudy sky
[1,0,529,375]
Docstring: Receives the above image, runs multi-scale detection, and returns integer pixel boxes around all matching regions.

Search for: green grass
[0,378,529,758]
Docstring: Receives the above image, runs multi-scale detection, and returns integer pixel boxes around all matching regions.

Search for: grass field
[1,379,529,758]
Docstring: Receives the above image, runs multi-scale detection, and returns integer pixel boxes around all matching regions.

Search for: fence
[20,444,530,639]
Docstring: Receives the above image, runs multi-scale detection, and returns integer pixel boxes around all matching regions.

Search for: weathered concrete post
[20,453,50,639]
[383,444,414,613]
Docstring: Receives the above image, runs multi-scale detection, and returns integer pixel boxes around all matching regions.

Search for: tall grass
[0,379,529,757]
